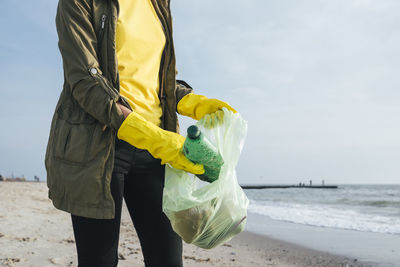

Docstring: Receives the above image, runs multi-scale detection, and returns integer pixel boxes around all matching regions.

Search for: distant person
[45,0,236,266]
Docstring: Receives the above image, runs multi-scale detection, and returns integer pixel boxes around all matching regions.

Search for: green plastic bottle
[183,125,224,183]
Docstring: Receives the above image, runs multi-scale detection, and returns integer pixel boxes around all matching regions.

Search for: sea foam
[248,200,400,235]
[245,185,400,235]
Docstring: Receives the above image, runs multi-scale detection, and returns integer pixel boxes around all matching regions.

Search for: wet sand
[0,182,375,266]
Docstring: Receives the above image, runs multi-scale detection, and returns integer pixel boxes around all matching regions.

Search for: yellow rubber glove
[202,110,225,129]
[117,111,205,175]
[177,93,237,121]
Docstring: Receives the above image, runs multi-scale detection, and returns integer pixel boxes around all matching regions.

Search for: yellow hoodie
[116,0,166,126]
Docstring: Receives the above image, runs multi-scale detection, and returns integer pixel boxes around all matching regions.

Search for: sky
[0,0,399,184]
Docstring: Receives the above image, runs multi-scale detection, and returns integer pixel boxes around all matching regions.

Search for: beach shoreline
[0,181,378,266]
[245,210,399,267]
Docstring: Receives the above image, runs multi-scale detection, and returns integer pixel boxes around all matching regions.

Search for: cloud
[172,0,400,183]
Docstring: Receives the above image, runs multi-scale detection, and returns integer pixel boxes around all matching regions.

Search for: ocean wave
[248,200,400,235]
[336,198,400,208]
[358,200,400,208]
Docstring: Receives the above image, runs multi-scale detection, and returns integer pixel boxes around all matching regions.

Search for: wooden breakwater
[241,185,338,189]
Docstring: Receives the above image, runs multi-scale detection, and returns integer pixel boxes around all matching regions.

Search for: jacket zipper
[153,2,169,129]
[111,5,130,111]
[159,50,166,129]
[162,0,175,129]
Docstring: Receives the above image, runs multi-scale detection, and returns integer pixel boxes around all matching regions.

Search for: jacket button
[90,68,98,75]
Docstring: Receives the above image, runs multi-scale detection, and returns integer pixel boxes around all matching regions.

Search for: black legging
[71,139,183,267]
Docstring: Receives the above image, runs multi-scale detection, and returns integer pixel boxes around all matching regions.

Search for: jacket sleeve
[175,79,194,112]
[56,0,124,130]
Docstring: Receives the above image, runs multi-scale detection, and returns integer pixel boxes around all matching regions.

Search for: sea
[244,184,400,235]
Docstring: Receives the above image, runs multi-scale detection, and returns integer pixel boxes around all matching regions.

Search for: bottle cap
[187,125,201,139]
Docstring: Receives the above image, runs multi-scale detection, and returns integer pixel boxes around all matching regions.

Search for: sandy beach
[0,182,376,267]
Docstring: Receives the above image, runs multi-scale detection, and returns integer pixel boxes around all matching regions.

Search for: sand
[0,182,376,267]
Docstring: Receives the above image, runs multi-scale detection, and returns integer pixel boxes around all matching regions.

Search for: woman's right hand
[117,103,132,119]
[117,111,205,175]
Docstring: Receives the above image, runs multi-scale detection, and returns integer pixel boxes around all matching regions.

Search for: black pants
[71,139,183,267]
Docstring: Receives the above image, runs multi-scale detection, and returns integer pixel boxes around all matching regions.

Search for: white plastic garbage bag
[162,108,249,249]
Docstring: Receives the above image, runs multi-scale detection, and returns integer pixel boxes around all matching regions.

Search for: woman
[45,0,236,266]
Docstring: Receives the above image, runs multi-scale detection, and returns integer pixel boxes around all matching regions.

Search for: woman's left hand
[177,93,237,121]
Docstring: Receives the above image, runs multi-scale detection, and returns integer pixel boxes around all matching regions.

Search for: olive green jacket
[45,0,193,219]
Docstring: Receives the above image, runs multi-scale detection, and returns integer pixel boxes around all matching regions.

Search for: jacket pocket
[52,117,96,165]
